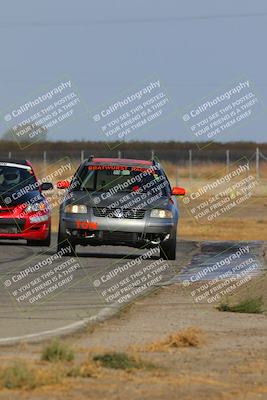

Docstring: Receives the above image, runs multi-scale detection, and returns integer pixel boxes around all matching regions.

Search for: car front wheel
[27,225,51,247]
[160,232,177,260]
[57,223,76,256]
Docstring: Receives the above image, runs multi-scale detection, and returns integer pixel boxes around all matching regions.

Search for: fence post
[256,147,260,180]
[189,149,192,180]
[81,149,84,163]
[43,150,47,178]
[176,160,179,186]
[226,149,230,172]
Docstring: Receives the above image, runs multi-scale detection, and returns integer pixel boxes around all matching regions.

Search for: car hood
[0,190,43,207]
[66,190,170,210]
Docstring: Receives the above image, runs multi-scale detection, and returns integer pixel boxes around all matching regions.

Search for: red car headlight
[24,202,48,213]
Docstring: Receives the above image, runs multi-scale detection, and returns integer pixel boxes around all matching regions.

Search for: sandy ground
[0,273,267,400]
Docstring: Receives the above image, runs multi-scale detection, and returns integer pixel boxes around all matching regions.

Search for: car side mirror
[57,180,70,189]
[172,186,186,196]
[40,182,53,191]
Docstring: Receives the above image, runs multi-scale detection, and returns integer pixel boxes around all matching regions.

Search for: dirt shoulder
[1,274,267,400]
[77,282,267,400]
[179,195,267,241]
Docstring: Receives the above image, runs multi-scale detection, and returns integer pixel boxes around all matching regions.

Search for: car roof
[87,158,153,166]
[0,160,33,170]
[0,159,29,165]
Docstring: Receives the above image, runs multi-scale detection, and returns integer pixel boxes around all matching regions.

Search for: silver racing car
[56,157,185,260]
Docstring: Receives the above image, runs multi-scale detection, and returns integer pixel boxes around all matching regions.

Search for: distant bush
[217,297,264,314]
[41,339,74,362]
[0,361,37,389]
[133,327,203,352]
[93,352,155,370]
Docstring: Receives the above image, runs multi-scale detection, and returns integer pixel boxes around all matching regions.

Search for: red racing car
[0,159,53,246]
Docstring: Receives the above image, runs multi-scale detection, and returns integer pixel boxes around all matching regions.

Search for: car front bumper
[0,216,50,241]
[61,213,177,246]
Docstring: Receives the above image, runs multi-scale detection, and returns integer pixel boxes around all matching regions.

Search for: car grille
[0,208,12,215]
[93,207,145,219]
[102,231,137,243]
[0,218,25,233]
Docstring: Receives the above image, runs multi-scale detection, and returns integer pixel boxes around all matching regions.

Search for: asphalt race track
[0,235,265,345]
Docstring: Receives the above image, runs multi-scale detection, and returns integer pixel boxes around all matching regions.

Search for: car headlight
[25,202,47,213]
[150,209,173,218]
[64,204,87,214]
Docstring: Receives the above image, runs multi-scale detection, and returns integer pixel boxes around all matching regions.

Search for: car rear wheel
[27,226,51,247]
[57,223,76,256]
[160,233,177,260]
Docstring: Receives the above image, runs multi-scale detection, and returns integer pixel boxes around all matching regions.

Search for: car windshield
[72,164,168,194]
[0,164,37,193]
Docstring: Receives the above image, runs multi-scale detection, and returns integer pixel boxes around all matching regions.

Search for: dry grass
[132,327,204,353]
[41,339,74,362]
[179,192,267,241]
[0,358,99,391]
[162,160,267,181]
[217,297,264,314]
[217,273,267,315]
[93,352,157,371]
[66,360,102,378]
[179,215,267,241]
[0,360,63,390]
[0,347,159,392]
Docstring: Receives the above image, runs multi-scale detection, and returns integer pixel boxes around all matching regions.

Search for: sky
[0,0,266,143]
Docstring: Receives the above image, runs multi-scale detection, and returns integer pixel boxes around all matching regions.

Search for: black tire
[57,223,76,256]
[27,225,51,247]
[160,233,177,260]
